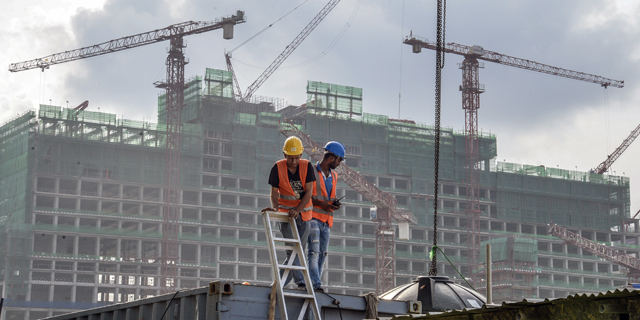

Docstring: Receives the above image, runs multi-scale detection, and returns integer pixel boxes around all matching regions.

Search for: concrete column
[52,234,58,253]
[71,285,77,303]
[93,286,98,303]
[95,234,101,257]
[26,282,32,302]
[48,284,54,301]
[116,238,122,260]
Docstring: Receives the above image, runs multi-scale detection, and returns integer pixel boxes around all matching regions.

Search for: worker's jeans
[278,215,310,287]
[307,218,330,290]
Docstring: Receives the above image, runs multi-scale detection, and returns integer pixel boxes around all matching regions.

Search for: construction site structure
[0,71,635,319]
[403,36,624,286]
[9,11,247,294]
[548,223,640,282]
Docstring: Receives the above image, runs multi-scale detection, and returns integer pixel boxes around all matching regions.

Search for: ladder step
[278,264,307,271]
[273,237,301,244]
[268,216,291,223]
[266,212,290,218]
[283,292,316,299]
[274,244,301,251]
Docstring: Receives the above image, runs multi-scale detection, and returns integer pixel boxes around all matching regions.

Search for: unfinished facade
[0,68,634,319]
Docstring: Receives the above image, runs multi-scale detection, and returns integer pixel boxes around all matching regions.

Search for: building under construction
[0,68,634,319]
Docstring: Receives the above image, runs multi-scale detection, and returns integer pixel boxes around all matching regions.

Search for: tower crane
[9,11,247,294]
[593,122,640,174]
[227,0,341,102]
[278,120,416,294]
[404,36,624,285]
[548,223,640,283]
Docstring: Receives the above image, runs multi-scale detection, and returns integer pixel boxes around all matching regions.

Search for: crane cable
[231,0,364,71]
[227,0,311,55]
[429,0,446,277]
[398,0,406,119]
[604,87,610,172]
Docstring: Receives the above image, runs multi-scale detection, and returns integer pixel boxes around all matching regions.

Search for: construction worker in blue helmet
[308,141,345,293]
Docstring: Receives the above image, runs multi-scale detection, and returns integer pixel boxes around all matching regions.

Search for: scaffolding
[477,236,539,301]
[492,162,629,230]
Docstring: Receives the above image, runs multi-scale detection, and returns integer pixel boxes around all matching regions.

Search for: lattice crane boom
[548,223,640,279]
[225,52,244,100]
[404,36,624,88]
[594,122,640,174]
[240,0,340,101]
[279,121,415,224]
[9,11,246,73]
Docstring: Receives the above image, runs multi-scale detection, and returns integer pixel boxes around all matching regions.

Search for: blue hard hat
[324,141,346,160]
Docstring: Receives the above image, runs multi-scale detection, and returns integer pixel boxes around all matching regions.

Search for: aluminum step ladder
[262,210,321,320]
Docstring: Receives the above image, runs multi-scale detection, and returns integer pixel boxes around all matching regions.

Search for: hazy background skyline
[2,0,639,215]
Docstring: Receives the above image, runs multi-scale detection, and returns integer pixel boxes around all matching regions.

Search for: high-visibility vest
[276,159,313,221]
[311,165,337,227]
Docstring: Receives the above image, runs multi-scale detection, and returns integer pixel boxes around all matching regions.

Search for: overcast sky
[2,0,639,215]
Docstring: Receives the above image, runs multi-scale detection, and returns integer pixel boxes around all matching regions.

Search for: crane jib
[403,37,624,89]
[8,11,246,73]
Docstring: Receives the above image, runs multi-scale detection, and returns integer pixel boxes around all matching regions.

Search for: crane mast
[9,11,246,294]
[279,121,415,294]
[404,35,624,286]
[225,53,244,100]
[594,122,640,174]
[548,223,640,282]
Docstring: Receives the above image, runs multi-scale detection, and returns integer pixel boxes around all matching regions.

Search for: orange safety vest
[311,165,337,227]
[276,159,313,221]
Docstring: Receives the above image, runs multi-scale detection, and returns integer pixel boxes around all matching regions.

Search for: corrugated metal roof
[386,288,640,319]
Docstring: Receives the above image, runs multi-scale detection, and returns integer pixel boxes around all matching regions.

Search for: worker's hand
[261,207,278,213]
[319,201,339,212]
[288,208,299,219]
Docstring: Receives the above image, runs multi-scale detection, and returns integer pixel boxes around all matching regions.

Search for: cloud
[2,0,640,212]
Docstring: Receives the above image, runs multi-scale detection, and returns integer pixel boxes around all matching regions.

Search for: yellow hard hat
[283,136,304,155]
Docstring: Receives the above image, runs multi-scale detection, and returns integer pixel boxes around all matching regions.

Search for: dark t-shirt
[268,161,316,198]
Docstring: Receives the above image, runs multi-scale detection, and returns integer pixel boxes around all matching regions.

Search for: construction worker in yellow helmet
[261,136,316,289]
